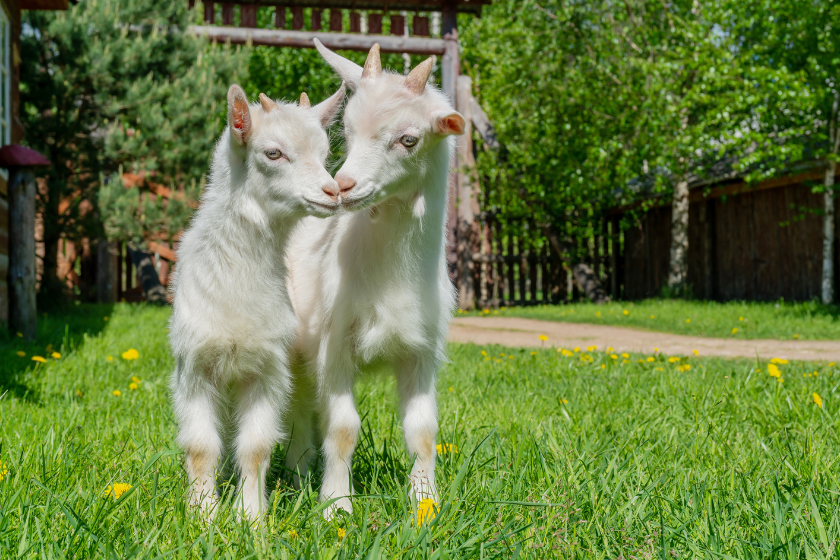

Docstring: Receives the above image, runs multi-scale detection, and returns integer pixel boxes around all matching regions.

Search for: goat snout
[336,176,356,196]
[322,180,341,201]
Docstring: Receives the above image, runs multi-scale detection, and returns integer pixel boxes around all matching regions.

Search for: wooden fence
[470,213,625,308]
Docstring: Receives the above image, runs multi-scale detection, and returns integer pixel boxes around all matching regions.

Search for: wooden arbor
[189,0,491,309]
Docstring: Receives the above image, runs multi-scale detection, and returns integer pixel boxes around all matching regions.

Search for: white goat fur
[169,83,344,519]
[284,41,466,517]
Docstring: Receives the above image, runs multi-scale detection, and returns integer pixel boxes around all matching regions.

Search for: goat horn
[299,92,311,109]
[404,57,433,96]
[361,43,382,81]
[259,93,278,112]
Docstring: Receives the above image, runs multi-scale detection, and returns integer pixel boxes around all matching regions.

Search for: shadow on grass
[0,302,114,402]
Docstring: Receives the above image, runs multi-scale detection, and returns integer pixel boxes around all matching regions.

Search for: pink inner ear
[438,114,466,135]
[233,101,249,131]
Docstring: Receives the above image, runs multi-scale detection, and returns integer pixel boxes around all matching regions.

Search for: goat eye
[399,135,419,148]
[265,149,283,160]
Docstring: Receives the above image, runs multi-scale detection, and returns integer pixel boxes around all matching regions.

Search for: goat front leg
[396,354,439,503]
[173,367,223,515]
[233,378,283,521]
[318,365,360,519]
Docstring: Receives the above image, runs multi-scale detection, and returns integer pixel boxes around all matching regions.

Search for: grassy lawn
[464,299,840,340]
[1,304,839,558]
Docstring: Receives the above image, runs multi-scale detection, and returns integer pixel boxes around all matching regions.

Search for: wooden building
[616,165,836,301]
[0,0,67,331]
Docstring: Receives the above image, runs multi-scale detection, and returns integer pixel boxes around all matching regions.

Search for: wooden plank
[204,1,215,24]
[413,15,430,36]
[190,25,447,54]
[292,7,304,29]
[390,14,405,36]
[276,5,286,28]
[0,196,7,238]
[0,175,6,197]
[8,169,37,339]
[329,9,343,31]
[222,3,234,25]
[349,11,361,32]
[241,4,257,27]
[312,9,323,31]
[210,1,490,15]
[148,241,177,262]
[368,13,383,34]
[20,0,69,9]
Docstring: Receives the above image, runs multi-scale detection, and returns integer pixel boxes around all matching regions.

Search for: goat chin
[169,84,343,522]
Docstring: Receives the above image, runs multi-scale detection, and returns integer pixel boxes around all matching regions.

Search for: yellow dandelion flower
[623,310,629,315]
[794,334,799,339]
[483,309,490,314]
[622,359,630,364]
[813,393,823,409]
[653,348,658,353]
[106,355,114,362]
[104,482,132,499]
[668,357,680,363]
[103,316,109,321]
[337,527,346,539]
[416,498,437,527]
[31,356,46,363]
[457,309,463,314]
[501,306,506,310]
[770,358,788,365]
[530,351,537,356]
[561,349,573,357]
[829,362,836,367]
[287,530,299,540]
[481,350,487,356]
[112,390,122,397]
[573,347,580,352]
[0,462,8,481]
[538,334,548,342]
[131,376,140,383]
[693,349,699,356]
[495,359,500,363]
[559,398,569,404]
[600,364,606,369]
[646,357,655,362]
[686,319,691,323]
[436,443,459,454]
[121,348,139,360]
[129,383,138,390]
[499,353,505,357]
[767,364,781,378]
[76,389,83,398]
[586,345,597,351]
[610,354,618,360]
[679,364,691,372]
[16,351,25,357]
[621,353,629,359]
[16,332,23,337]
[596,311,601,317]
[51,352,61,359]
[607,347,614,352]
[508,355,514,360]
[448,386,453,392]
[493,310,498,315]
[650,314,655,319]
[731,328,738,334]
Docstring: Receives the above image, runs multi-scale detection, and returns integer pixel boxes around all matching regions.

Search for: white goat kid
[284,41,465,518]
[170,83,345,520]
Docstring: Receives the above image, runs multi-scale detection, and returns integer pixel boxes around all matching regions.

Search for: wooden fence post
[97,239,118,303]
[456,76,479,310]
[442,0,459,287]
[8,168,36,340]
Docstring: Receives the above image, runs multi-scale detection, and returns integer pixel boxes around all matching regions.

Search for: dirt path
[450,316,840,361]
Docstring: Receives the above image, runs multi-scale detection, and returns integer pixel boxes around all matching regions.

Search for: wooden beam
[190,25,447,54]
[456,75,479,310]
[8,169,36,340]
[206,1,490,16]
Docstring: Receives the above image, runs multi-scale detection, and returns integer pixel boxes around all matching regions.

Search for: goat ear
[314,38,363,91]
[313,82,346,127]
[432,111,466,136]
[228,84,252,145]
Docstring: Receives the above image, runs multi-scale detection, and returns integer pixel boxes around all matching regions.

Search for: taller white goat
[284,42,465,517]
[169,83,345,519]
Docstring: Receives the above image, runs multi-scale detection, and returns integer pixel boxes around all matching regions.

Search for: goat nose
[322,180,340,201]
[337,176,356,195]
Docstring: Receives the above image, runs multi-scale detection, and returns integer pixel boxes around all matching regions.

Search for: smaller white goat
[169,83,344,519]
[285,42,465,518]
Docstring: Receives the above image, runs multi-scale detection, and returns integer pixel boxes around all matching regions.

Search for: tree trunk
[543,224,610,304]
[8,169,37,340]
[822,162,836,304]
[667,177,690,294]
[126,245,168,305]
[822,90,840,305]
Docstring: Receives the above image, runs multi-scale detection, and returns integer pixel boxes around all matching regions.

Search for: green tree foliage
[21,0,244,302]
[460,1,806,290]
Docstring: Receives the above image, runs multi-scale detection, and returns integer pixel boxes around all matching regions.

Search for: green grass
[464,299,840,340]
[1,304,839,558]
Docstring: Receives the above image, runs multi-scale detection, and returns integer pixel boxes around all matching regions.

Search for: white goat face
[227,84,346,218]
[313,41,465,211]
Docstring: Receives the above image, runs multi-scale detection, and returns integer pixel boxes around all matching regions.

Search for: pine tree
[20,0,244,303]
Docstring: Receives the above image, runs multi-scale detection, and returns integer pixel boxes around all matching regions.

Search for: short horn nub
[299,92,311,109]
[361,43,382,81]
[259,93,278,112]
[404,57,433,96]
